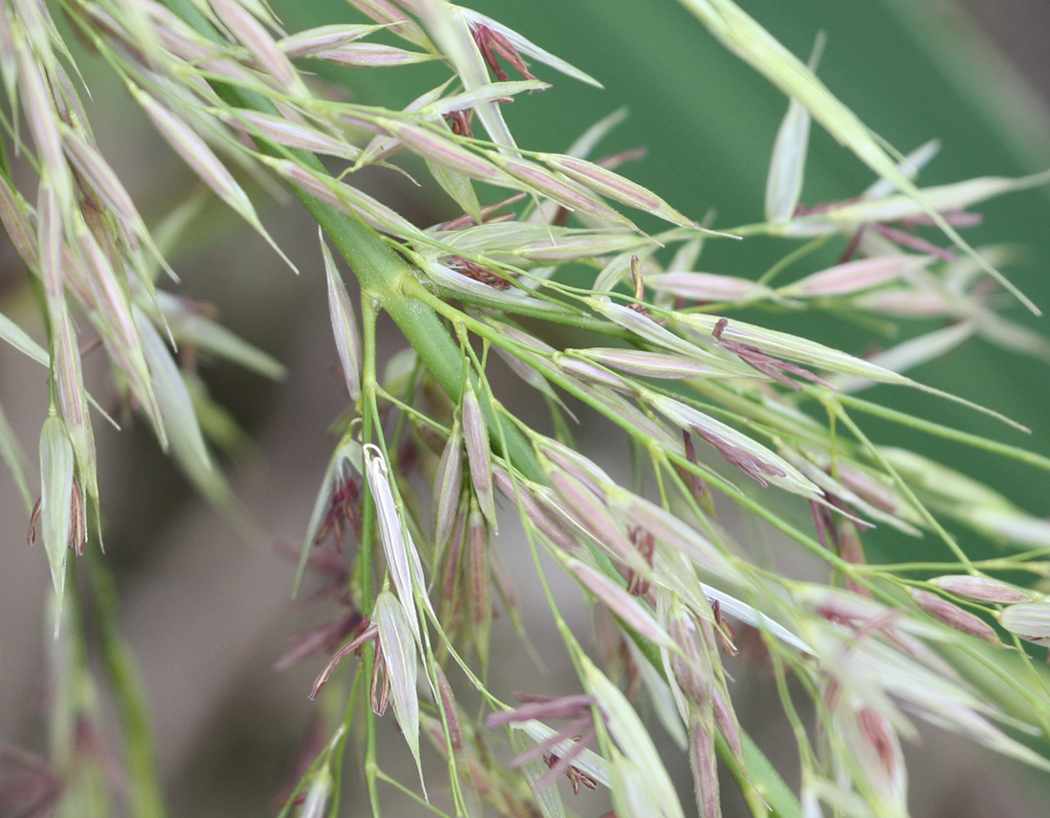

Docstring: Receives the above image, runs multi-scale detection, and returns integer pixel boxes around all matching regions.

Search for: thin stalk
[0,122,11,178]
[87,549,167,818]
[440,287,635,337]
[386,357,426,453]
[375,770,456,818]
[759,234,834,286]
[832,390,1050,474]
[360,299,382,818]
[769,649,819,817]
[376,386,451,437]
[829,398,976,571]
[852,557,1050,575]
[327,672,363,818]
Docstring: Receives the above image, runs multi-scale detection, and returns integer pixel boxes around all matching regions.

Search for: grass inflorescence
[3,0,1050,816]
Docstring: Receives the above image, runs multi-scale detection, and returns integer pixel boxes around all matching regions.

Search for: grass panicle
[4,0,1050,816]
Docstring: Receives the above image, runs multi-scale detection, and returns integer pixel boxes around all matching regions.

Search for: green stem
[758,234,834,286]
[832,390,1050,474]
[375,770,457,818]
[359,300,382,818]
[0,123,11,180]
[829,399,976,571]
[854,556,1050,574]
[326,674,362,818]
[359,300,380,615]
[87,549,167,818]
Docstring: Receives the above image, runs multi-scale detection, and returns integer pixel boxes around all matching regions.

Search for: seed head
[470,21,536,82]
[999,602,1050,645]
[929,575,1034,605]
[461,379,497,529]
[322,234,362,401]
[713,317,834,391]
[432,422,464,547]
[363,444,432,639]
[908,589,1002,646]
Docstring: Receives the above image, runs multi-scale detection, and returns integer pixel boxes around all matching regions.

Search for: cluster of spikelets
[7,0,1050,816]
